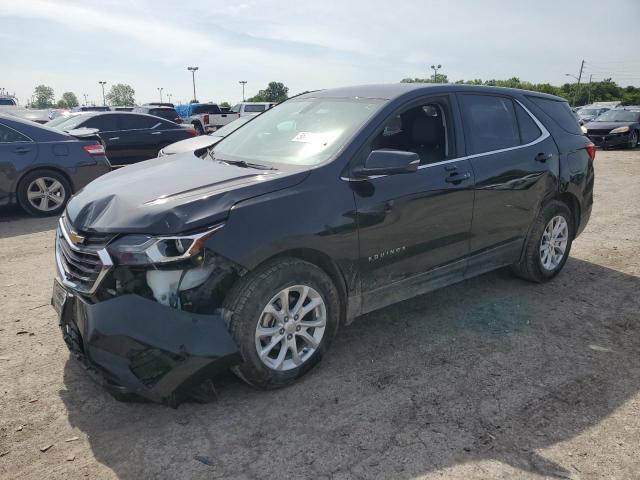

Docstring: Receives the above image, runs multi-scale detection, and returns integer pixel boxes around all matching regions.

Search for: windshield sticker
[291,132,323,144]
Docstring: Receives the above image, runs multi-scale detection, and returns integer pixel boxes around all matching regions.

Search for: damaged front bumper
[53,279,241,407]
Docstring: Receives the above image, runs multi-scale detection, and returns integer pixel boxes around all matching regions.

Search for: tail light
[174,117,183,124]
[585,143,596,161]
[185,128,197,137]
[83,144,105,156]
[203,114,209,125]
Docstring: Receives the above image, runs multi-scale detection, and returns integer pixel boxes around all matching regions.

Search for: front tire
[223,258,341,389]
[628,130,639,149]
[17,169,71,217]
[512,200,574,283]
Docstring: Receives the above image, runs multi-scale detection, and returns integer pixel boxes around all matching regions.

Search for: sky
[1,0,639,106]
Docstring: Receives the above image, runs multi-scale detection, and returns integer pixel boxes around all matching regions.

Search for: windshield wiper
[209,151,276,170]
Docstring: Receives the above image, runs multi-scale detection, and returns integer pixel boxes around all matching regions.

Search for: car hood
[162,134,222,155]
[585,121,635,131]
[66,153,308,234]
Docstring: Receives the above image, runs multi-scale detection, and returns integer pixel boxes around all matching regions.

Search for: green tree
[56,99,68,108]
[105,83,136,106]
[33,84,55,108]
[401,74,449,84]
[249,81,289,103]
[219,101,231,109]
[61,92,79,108]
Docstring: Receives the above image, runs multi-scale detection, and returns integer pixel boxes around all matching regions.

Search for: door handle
[535,152,553,163]
[13,147,30,154]
[151,131,162,135]
[445,172,471,184]
[108,137,120,141]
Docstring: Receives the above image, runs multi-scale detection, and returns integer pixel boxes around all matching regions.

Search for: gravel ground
[1,149,639,480]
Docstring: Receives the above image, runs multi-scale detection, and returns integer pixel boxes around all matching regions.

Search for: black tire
[192,122,204,135]
[223,258,341,389]
[628,130,639,149]
[17,169,71,217]
[512,200,574,283]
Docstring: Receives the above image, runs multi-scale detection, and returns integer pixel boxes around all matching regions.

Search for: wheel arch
[555,191,581,233]
[16,166,75,195]
[252,248,350,325]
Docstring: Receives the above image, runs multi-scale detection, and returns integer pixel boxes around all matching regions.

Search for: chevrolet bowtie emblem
[68,230,85,245]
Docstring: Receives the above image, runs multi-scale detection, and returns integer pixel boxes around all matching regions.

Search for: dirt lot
[1,149,639,480]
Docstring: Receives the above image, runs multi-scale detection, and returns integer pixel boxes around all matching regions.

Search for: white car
[231,102,275,117]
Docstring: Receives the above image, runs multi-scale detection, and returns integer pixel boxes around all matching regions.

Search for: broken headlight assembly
[106,225,223,266]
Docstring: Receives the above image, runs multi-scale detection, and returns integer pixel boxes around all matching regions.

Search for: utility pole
[187,66,199,102]
[98,81,107,106]
[157,87,164,103]
[587,74,593,105]
[430,64,442,83]
[239,80,247,101]
[571,60,585,107]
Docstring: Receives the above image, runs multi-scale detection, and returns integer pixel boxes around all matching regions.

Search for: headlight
[610,126,630,134]
[107,225,223,265]
[581,125,588,134]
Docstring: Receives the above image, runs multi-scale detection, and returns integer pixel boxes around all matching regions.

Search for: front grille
[55,218,114,295]
[587,129,611,136]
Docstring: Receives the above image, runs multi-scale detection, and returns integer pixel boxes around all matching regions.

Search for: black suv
[52,84,595,405]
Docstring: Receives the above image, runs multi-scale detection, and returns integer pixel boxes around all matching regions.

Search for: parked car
[71,106,111,112]
[111,106,134,112]
[577,106,611,124]
[231,102,275,117]
[0,113,110,216]
[175,103,239,134]
[583,108,640,149]
[143,102,175,108]
[53,84,594,405]
[0,96,18,106]
[132,105,182,124]
[47,112,197,166]
[158,116,252,156]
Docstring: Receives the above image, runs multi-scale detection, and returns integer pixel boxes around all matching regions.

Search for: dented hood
[65,153,308,234]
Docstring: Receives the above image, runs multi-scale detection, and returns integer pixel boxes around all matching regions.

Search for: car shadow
[0,206,58,238]
[60,258,640,479]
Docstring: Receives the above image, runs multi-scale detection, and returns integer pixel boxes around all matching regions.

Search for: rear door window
[459,94,520,154]
[527,96,583,135]
[119,114,160,130]
[514,103,542,144]
[83,115,120,131]
[0,123,31,143]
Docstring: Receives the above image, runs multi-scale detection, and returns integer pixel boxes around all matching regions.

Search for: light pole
[430,64,442,83]
[157,87,164,103]
[83,93,88,105]
[98,81,107,106]
[239,80,247,101]
[167,93,172,104]
[187,66,199,102]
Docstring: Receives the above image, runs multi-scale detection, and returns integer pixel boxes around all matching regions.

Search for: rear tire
[223,258,341,389]
[512,200,574,283]
[17,169,71,217]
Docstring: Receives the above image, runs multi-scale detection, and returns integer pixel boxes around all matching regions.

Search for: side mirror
[352,150,420,177]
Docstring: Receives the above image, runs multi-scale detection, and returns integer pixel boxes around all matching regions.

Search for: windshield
[212,99,384,166]
[0,98,17,105]
[595,110,640,122]
[211,116,251,137]
[47,114,90,130]
[578,109,601,117]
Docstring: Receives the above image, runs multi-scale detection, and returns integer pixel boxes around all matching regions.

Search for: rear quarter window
[527,96,583,135]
